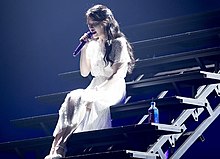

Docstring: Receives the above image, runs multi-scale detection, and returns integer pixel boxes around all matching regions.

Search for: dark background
[1,0,220,158]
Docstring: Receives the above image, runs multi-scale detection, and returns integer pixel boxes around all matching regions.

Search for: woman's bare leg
[49,125,74,157]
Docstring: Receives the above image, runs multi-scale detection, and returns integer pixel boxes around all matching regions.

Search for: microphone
[73,31,95,57]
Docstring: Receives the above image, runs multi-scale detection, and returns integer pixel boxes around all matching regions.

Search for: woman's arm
[80,44,91,77]
[96,38,130,90]
[95,62,127,90]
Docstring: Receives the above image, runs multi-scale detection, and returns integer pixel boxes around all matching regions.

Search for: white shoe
[44,154,62,159]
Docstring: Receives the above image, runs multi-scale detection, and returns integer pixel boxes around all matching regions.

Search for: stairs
[1,9,220,159]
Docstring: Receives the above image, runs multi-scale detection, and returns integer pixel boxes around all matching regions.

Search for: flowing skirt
[53,76,126,140]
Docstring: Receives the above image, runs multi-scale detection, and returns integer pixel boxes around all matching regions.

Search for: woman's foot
[44,153,62,159]
[45,145,66,159]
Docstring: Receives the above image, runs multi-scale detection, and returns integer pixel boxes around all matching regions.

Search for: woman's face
[87,17,105,40]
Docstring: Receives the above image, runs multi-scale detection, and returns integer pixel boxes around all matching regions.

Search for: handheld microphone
[73,31,94,57]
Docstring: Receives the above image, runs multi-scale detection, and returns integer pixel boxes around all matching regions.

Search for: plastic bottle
[148,101,159,123]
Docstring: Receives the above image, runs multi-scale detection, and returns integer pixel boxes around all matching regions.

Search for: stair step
[58,46,220,82]
[12,96,205,131]
[65,150,132,159]
[110,96,206,120]
[35,91,70,104]
[11,113,58,128]
[0,136,53,151]
[0,124,182,158]
[11,113,58,135]
[66,123,182,156]
[127,71,220,96]
[65,150,157,159]
[131,27,220,59]
[133,26,220,50]
[36,71,220,104]
[123,9,220,42]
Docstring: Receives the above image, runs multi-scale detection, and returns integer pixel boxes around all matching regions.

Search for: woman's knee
[60,89,84,110]
[68,89,84,104]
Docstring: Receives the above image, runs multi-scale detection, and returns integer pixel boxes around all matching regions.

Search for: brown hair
[86,4,135,73]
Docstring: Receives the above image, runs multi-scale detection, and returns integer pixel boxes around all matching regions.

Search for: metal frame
[143,81,220,159]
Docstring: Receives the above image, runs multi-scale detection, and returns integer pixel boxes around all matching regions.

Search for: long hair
[86,4,135,73]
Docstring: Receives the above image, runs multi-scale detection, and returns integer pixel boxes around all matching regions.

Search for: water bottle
[148,101,159,123]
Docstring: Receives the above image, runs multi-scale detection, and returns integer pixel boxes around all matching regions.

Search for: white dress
[53,37,131,140]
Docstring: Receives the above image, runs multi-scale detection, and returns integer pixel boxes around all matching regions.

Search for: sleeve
[85,40,96,60]
[109,37,132,79]
[110,37,131,64]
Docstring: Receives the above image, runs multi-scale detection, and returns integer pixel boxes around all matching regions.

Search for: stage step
[11,113,58,135]
[35,71,220,104]
[57,46,220,83]
[11,96,206,131]
[127,71,220,95]
[123,9,220,42]
[133,26,220,58]
[110,96,206,120]
[65,150,158,159]
[0,123,182,159]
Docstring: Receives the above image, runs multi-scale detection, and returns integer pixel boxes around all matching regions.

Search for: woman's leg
[49,125,74,156]
[45,90,85,158]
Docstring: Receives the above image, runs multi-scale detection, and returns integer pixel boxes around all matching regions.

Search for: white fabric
[53,37,130,137]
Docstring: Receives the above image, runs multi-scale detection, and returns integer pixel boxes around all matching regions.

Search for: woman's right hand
[80,32,89,42]
[79,31,94,42]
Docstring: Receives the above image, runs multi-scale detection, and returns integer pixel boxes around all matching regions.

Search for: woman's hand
[79,32,91,42]
[79,31,96,42]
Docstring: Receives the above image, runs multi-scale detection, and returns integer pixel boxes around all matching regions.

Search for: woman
[45,4,135,159]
